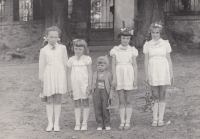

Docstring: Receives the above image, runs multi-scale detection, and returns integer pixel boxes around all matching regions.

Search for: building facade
[0,0,200,49]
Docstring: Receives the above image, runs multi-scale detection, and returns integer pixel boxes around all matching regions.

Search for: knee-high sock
[125,108,132,124]
[75,108,81,125]
[153,102,159,121]
[54,104,61,126]
[46,104,53,125]
[82,108,90,125]
[158,102,166,121]
[119,108,125,124]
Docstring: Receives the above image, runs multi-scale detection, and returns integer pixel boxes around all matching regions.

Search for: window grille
[19,0,33,21]
[0,0,5,22]
[68,0,73,19]
[91,0,114,29]
[165,0,200,16]
[13,0,44,21]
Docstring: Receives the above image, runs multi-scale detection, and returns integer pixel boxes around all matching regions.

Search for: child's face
[47,31,59,46]
[121,36,131,46]
[97,59,107,72]
[74,46,84,57]
[151,28,161,41]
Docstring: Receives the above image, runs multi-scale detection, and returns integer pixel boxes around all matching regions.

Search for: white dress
[39,43,68,97]
[143,38,172,86]
[67,55,92,100]
[110,45,138,90]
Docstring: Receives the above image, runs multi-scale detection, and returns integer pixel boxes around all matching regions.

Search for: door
[89,0,114,41]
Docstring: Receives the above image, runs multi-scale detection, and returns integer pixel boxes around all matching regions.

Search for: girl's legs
[150,86,159,127]
[81,98,90,130]
[158,85,167,126]
[124,90,133,130]
[74,99,81,130]
[53,94,62,131]
[46,96,54,131]
[117,90,126,130]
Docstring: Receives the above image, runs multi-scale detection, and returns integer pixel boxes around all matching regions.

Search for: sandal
[74,124,81,131]
[118,123,124,131]
[124,123,131,130]
[151,120,158,127]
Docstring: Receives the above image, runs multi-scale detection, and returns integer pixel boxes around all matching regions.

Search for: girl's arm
[144,53,149,84]
[111,56,117,88]
[166,53,174,84]
[39,49,46,89]
[87,63,93,92]
[67,66,72,93]
[132,56,138,86]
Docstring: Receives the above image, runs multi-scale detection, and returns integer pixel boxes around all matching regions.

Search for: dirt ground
[0,46,200,139]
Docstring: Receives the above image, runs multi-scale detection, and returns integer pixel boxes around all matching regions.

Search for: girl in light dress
[143,22,173,127]
[110,28,138,130]
[39,26,68,132]
[67,39,92,131]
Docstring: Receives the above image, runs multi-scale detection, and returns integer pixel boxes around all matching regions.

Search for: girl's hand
[86,85,91,96]
[171,77,174,85]
[112,79,117,89]
[145,77,149,85]
[133,82,137,88]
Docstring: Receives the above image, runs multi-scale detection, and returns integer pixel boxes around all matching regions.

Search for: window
[0,0,5,22]
[91,0,114,29]
[165,0,200,16]
[68,0,73,19]
[13,0,44,21]
[19,0,33,21]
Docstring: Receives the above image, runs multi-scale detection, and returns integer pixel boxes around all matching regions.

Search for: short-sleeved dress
[39,43,68,97]
[110,45,138,90]
[67,55,92,100]
[143,38,172,86]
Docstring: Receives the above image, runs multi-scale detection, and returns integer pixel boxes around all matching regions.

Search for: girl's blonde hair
[73,39,89,54]
[146,21,163,41]
[43,26,61,46]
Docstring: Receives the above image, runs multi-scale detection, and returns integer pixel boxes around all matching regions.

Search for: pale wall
[114,0,136,38]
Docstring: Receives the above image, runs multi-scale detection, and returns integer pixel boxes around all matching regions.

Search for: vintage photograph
[0,0,200,139]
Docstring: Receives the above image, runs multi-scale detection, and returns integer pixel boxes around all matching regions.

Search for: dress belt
[47,62,62,66]
[117,63,132,65]
[150,56,166,59]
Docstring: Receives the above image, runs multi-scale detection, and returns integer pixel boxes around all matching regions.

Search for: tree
[135,0,176,48]
[42,0,71,49]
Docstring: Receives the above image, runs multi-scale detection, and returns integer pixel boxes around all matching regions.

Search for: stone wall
[166,16,200,44]
[0,21,45,49]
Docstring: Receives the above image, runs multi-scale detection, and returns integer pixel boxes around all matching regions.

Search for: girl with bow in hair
[110,23,138,130]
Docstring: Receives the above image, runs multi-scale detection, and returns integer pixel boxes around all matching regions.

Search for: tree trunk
[44,0,71,48]
[135,0,176,48]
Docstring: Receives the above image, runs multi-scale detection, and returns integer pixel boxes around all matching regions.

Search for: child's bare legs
[53,94,62,131]
[81,98,90,130]
[117,90,126,130]
[124,90,133,130]
[74,99,81,130]
[45,94,61,131]
[150,86,159,127]
[158,85,167,126]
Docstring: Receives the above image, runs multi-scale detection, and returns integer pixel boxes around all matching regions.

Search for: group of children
[39,21,173,132]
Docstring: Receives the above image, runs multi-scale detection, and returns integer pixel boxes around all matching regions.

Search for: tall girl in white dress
[67,39,92,131]
[143,22,173,127]
[39,26,68,132]
[110,28,138,130]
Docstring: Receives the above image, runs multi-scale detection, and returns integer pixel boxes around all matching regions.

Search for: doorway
[89,0,114,42]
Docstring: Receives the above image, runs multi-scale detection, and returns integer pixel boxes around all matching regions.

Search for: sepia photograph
[0,0,200,139]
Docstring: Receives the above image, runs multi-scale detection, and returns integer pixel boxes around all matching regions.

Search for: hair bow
[154,23,162,28]
[121,28,126,32]
[43,37,47,41]
[129,30,134,35]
